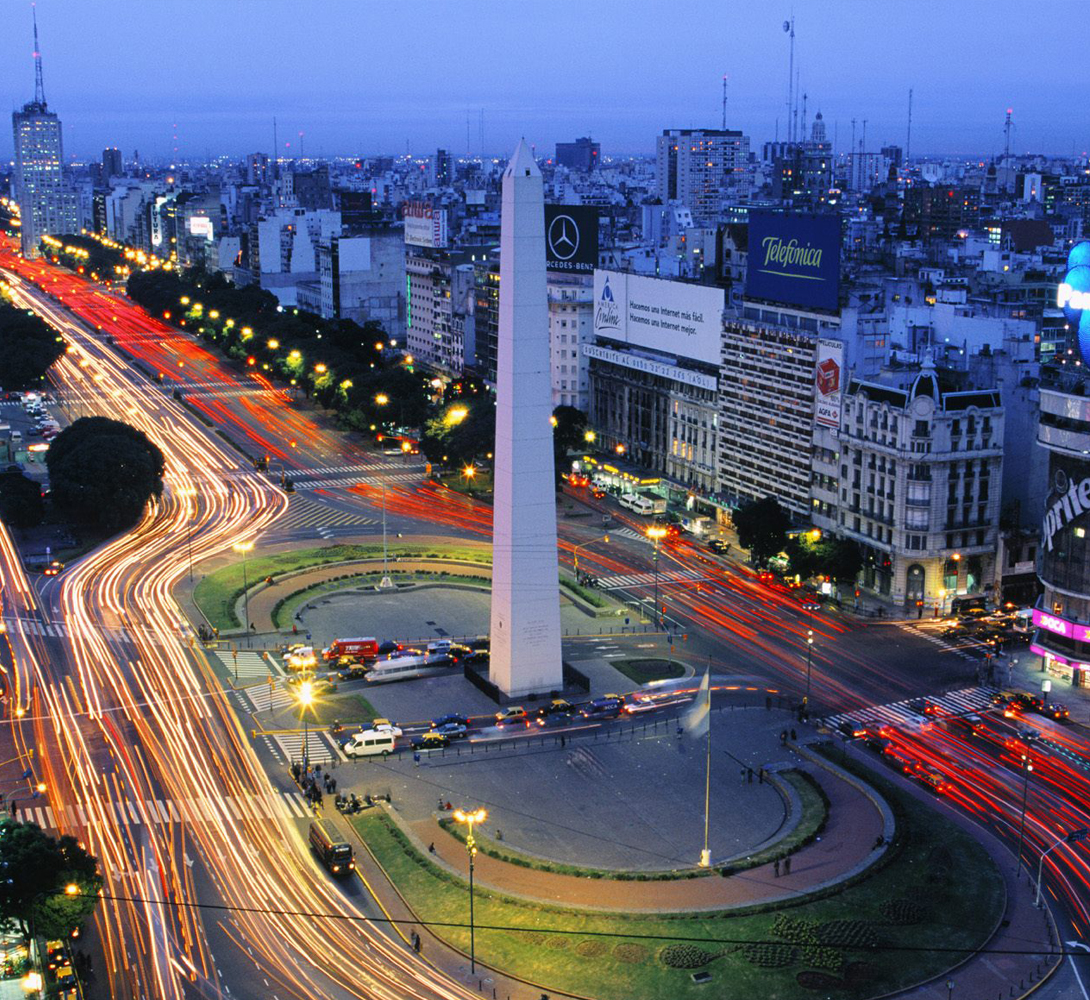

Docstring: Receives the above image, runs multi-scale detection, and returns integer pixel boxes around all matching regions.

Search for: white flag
[683,668,711,737]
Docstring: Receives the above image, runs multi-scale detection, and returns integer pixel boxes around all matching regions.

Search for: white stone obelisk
[489,139,563,697]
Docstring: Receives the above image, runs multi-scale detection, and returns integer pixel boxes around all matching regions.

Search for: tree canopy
[552,405,588,485]
[0,299,65,390]
[732,496,791,566]
[0,821,102,940]
[46,417,165,532]
[0,472,44,528]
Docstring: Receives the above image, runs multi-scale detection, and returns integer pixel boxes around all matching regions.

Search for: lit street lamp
[1015,753,1034,877]
[180,487,198,582]
[298,681,314,771]
[647,525,668,627]
[805,629,814,708]
[232,541,254,647]
[453,807,487,974]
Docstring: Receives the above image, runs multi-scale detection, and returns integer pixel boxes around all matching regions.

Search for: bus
[364,653,457,684]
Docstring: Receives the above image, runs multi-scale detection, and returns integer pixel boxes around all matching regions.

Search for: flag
[683,668,711,737]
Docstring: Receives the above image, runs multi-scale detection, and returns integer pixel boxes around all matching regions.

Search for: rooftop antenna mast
[800,92,808,142]
[32,3,46,107]
[721,74,728,131]
[906,88,913,162]
[783,17,795,143]
[1004,107,1013,161]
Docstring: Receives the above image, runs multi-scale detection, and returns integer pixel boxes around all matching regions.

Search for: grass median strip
[351,761,1002,1000]
[610,658,687,684]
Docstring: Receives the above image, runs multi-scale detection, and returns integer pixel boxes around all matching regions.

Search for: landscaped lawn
[611,658,687,684]
[351,756,1003,1000]
[192,543,490,629]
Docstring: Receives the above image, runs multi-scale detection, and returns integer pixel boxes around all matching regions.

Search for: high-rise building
[555,137,599,172]
[11,11,77,257]
[102,147,123,180]
[431,148,453,187]
[655,128,750,223]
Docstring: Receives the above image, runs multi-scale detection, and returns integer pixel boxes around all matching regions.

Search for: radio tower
[783,17,795,143]
[906,88,913,162]
[32,3,46,107]
[1004,107,1013,161]
[721,74,728,130]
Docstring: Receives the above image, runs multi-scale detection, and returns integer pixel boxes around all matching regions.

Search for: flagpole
[700,667,712,867]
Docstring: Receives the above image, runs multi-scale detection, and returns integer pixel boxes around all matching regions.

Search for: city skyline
[2,0,1085,162]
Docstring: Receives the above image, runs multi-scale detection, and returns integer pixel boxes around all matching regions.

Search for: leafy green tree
[47,417,165,532]
[0,822,102,940]
[0,472,44,528]
[421,398,496,469]
[0,301,65,390]
[824,536,863,585]
[732,497,791,566]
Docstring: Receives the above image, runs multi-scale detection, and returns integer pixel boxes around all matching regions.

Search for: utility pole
[861,118,868,189]
[850,118,857,190]
[1004,107,1013,161]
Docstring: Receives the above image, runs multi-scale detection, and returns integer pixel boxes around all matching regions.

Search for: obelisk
[488,139,563,697]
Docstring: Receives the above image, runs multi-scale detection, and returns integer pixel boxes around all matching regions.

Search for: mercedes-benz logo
[548,214,580,260]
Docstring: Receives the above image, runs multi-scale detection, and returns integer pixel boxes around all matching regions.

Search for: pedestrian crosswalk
[823,686,997,731]
[265,496,377,537]
[898,622,988,662]
[274,731,343,765]
[238,684,296,713]
[595,567,714,591]
[292,470,423,491]
[213,650,273,682]
[1,616,137,643]
[16,789,320,832]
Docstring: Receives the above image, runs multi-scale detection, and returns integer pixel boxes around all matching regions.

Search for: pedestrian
[773,859,780,877]
[412,931,421,953]
[437,798,445,811]
[428,842,436,854]
[496,829,503,841]
[292,623,298,635]
[779,730,787,745]
[790,728,797,741]
[740,767,747,784]
[747,767,753,784]
[784,856,791,875]
[874,834,885,850]
[560,735,566,748]
[758,768,764,784]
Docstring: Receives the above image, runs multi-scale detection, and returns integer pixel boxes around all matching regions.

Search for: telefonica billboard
[592,270,724,366]
[745,210,841,312]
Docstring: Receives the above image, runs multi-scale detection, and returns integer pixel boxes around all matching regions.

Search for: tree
[420,398,496,469]
[0,472,44,528]
[47,417,165,532]
[732,497,791,566]
[824,536,863,585]
[0,822,102,941]
[552,405,588,486]
[0,301,65,390]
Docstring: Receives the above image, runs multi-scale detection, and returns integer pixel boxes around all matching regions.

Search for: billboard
[592,269,724,366]
[814,337,844,429]
[745,210,841,312]
[403,201,448,248]
[545,205,599,274]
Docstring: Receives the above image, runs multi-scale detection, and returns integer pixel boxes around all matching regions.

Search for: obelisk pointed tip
[504,138,540,180]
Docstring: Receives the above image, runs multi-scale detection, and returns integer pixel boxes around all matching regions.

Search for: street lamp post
[453,807,487,974]
[1035,827,1088,908]
[298,680,313,771]
[181,487,198,582]
[647,525,668,627]
[573,531,611,581]
[1015,753,1033,877]
[233,541,254,647]
[805,629,814,708]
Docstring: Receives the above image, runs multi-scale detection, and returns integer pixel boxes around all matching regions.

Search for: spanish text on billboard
[745,210,841,312]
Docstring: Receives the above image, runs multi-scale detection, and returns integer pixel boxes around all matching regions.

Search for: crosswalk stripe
[824,686,997,730]
[596,568,709,590]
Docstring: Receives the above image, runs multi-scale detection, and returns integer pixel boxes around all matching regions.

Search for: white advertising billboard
[403,201,449,248]
[592,269,723,365]
[814,337,844,430]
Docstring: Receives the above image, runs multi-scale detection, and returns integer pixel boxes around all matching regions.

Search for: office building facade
[12,101,77,257]
[656,128,750,223]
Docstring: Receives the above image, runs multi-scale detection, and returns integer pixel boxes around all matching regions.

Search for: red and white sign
[403,201,448,248]
[814,337,843,430]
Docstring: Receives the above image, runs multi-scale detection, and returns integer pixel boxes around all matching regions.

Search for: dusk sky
[2,1,1079,162]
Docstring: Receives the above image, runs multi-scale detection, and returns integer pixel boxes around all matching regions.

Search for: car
[944,713,984,737]
[579,697,623,720]
[434,721,468,740]
[799,599,821,611]
[883,748,917,775]
[757,570,775,584]
[42,560,64,576]
[906,698,940,718]
[1041,702,1070,722]
[591,488,606,499]
[917,768,949,794]
[26,426,42,437]
[3,464,24,473]
[432,714,469,729]
[377,640,402,655]
[707,539,730,554]
[1016,692,1044,712]
[337,666,370,682]
[495,706,527,722]
[624,694,657,713]
[370,718,403,737]
[461,649,489,665]
[410,731,450,750]
[495,715,530,730]
[387,647,424,660]
[534,698,572,718]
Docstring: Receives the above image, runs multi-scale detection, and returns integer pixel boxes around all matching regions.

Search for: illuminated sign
[745,210,841,312]
[1058,241,1090,361]
[582,343,718,390]
[1032,608,1090,642]
[188,216,213,240]
[545,205,598,274]
[1041,473,1090,551]
[814,338,843,430]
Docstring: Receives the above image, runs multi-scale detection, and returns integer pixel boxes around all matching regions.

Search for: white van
[620,493,654,516]
[342,730,396,758]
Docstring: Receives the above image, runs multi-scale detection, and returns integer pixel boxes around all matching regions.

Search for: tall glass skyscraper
[11,11,77,258]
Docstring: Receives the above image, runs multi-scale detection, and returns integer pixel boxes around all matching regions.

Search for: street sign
[1067,828,1089,844]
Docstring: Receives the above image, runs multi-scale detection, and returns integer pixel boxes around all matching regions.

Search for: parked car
[377,640,402,655]
[432,714,469,729]
[1041,702,1070,722]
